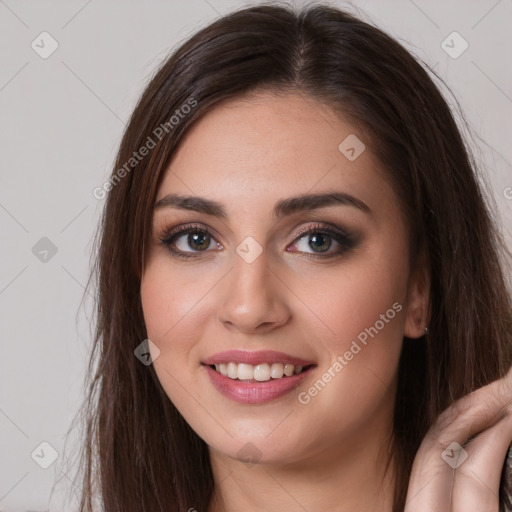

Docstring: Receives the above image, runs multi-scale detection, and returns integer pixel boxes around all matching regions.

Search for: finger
[405,370,512,512]
[451,412,512,511]
[404,469,454,512]
[404,438,457,512]
[425,370,512,453]
[404,417,512,512]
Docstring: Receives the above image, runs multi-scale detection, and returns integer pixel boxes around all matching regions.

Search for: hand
[404,367,512,511]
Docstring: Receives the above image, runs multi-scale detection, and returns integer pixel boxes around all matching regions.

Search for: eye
[158,223,222,259]
[287,223,355,258]
[158,222,355,260]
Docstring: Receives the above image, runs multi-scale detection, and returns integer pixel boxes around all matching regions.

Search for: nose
[217,250,291,334]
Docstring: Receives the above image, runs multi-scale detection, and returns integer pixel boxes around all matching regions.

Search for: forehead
[156,92,393,215]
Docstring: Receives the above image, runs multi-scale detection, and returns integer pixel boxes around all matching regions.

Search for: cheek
[293,247,407,348]
[140,258,208,413]
[293,246,407,411]
[139,259,209,411]
[140,256,212,344]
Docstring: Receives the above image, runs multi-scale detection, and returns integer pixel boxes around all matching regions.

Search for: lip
[201,351,317,404]
[202,350,315,367]
[202,364,315,404]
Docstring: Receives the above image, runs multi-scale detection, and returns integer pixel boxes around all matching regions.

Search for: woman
[75,3,512,511]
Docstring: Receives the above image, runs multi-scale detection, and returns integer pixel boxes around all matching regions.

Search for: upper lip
[202,350,315,367]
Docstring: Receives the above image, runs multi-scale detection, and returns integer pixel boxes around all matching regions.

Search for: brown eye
[159,224,222,259]
[183,231,211,251]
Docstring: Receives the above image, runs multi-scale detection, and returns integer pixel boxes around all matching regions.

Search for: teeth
[270,363,284,379]
[254,364,270,381]
[237,363,253,380]
[211,361,307,381]
[227,362,237,379]
[283,364,294,377]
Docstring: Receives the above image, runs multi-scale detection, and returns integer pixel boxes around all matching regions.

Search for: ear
[403,250,430,339]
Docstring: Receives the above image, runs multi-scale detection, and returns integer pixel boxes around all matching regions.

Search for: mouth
[201,350,316,404]
[206,362,314,382]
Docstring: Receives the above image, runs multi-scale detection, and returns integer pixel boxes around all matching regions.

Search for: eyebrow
[154,191,371,218]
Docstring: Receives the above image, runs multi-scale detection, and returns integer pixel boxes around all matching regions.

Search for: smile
[201,350,316,404]
[210,362,311,381]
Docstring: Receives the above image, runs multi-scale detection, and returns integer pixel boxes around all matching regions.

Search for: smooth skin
[140,91,512,511]
[405,369,512,510]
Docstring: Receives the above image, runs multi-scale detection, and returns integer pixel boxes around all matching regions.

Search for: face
[140,91,426,469]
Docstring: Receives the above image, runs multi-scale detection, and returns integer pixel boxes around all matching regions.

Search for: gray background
[1,0,511,510]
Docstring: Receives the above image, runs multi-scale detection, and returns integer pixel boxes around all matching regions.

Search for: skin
[405,370,512,510]
[140,91,510,511]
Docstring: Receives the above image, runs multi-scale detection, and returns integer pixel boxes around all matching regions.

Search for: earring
[424,326,429,336]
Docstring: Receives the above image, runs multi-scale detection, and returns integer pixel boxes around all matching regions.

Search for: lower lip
[202,364,315,404]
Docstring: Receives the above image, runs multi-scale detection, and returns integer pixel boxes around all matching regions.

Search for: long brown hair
[71,3,512,511]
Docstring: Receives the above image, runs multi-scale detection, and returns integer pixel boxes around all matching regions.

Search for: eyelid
[158,222,221,244]
[156,223,222,260]
[291,222,351,242]
[286,222,354,257]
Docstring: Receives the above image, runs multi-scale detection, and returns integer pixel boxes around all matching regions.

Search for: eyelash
[157,222,355,260]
